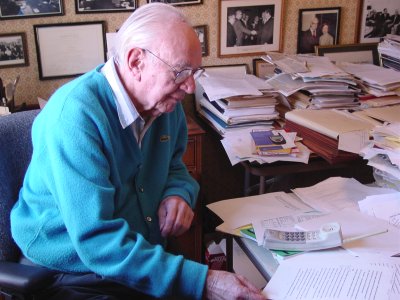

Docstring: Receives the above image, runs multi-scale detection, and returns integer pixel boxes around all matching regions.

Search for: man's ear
[127,48,145,80]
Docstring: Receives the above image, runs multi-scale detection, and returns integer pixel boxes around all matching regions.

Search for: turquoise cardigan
[11,66,207,299]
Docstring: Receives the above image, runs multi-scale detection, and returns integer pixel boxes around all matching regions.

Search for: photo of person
[219,0,283,57]
[225,5,275,48]
[319,23,334,46]
[297,7,340,54]
[194,25,208,56]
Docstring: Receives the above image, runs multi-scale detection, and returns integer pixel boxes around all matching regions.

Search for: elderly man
[299,16,320,53]
[11,3,266,300]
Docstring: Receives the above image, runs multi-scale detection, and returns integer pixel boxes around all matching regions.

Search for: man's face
[138,23,202,117]
[236,10,242,20]
[311,19,318,30]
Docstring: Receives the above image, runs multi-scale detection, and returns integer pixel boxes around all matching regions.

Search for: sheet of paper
[197,76,262,102]
[206,192,314,234]
[291,177,397,213]
[263,254,395,300]
[338,130,370,154]
[359,193,400,229]
[295,209,388,239]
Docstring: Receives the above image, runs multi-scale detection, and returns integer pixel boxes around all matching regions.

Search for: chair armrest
[0,261,56,293]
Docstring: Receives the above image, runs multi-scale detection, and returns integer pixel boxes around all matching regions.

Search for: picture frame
[218,0,284,58]
[147,0,202,6]
[0,33,29,69]
[34,22,106,80]
[252,58,275,79]
[297,7,341,54]
[0,0,64,20]
[315,43,380,66]
[358,0,400,43]
[193,25,209,57]
[75,0,136,14]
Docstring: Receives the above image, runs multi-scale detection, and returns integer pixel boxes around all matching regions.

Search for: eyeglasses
[143,48,204,84]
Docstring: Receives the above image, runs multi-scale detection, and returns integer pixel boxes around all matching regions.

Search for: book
[250,130,286,151]
[285,109,374,140]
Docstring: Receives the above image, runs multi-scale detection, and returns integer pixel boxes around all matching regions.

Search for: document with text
[263,254,397,300]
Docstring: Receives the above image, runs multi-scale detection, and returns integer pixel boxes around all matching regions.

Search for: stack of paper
[360,122,400,190]
[265,55,361,110]
[339,62,400,98]
[195,68,280,137]
[378,34,400,72]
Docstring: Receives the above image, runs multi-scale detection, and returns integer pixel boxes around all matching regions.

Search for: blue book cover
[250,130,284,150]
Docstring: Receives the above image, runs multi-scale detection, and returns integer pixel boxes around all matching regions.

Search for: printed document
[263,254,397,300]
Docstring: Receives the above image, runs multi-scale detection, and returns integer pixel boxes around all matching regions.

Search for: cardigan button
[146,216,152,222]
[139,187,144,193]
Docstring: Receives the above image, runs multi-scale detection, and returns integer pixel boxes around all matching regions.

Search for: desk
[242,157,373,196]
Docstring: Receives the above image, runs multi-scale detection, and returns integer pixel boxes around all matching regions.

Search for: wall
[0,0,361,107]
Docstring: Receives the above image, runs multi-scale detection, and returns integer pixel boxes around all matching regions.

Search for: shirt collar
[101,57,141,129]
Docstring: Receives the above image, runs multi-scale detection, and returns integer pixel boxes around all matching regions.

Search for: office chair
[0,110,56,300]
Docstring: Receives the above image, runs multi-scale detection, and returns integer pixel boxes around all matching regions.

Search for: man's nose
[179,75,196,94]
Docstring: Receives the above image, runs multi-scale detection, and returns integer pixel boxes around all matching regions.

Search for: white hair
[113,3,191,64]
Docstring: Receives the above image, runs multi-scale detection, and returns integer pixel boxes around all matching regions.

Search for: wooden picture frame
[0,33,29,69]
[147,0,202,6]
[0,0,63,20]
[315,43,380,66]
[194,25,209,57]
[218,0,284,58]
[297,7,341,54]
[358,0,400,43]
[34,22,106,80]
[252,58,275,79]
[75,0,136,13]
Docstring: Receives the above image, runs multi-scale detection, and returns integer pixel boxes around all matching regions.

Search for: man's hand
[158,196,194,237]
[204,270,266,300]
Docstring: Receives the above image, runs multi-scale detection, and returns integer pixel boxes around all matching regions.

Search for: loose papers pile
[361,122,400,191]
[263,54,361,110]
[195,66,280,137]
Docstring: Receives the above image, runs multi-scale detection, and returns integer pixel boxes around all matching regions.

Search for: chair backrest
[0,110,40,262]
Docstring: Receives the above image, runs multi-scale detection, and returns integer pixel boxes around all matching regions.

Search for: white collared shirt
[101,58,154,146]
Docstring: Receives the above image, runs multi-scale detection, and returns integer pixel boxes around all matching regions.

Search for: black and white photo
[147,0,202,6]
[193,25,208,57]
[359,0,400,43]
[75,0,136,13]
[297,7,341,54]
[0,33,28,69]
[0,0,63,20]
[219,0,283,58]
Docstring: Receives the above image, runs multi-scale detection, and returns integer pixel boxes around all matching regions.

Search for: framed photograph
[0,0,63,20]
[218,0,284,58]
[75,0,136,13]
[194,25,208,57]
[297,7,341,54]
[358,0,400,43]
[0,33,29,69]
[34,22,106,80]
[147,0,202,6]
[315,43,380,66]
[252,58,275,79]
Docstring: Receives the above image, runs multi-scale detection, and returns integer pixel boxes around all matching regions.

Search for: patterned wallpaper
[0,0,361,106]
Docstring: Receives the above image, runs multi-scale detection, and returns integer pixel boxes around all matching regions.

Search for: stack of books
[284,109,374,164]
[195,79,280,136]
[250,129,298,157]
